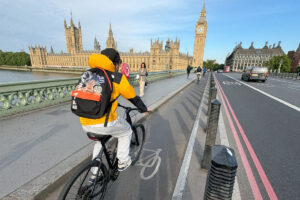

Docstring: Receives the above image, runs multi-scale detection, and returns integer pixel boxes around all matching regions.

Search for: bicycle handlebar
[118,103,139,112]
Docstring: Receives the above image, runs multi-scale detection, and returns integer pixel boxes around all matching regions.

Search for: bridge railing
[0,70,185,117]
[269,72,300,80]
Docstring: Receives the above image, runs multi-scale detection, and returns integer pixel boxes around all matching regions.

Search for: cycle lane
[43,75,208,200]
[103,76,208,200]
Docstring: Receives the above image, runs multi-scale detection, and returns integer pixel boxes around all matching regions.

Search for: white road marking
[172,78,209,200]
[223,81,241,86]
[224,74,300,112]
[218,104,241,200]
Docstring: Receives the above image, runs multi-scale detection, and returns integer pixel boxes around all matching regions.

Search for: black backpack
[71,68,114,126]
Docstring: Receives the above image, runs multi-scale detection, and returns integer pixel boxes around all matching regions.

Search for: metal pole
[202,99,221,169]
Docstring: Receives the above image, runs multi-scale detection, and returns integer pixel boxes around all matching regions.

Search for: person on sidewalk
[187,65,192,79]
[79,49,150,174]
[203,67,207,77]
[195,66,202,81]
[139,62,148,97]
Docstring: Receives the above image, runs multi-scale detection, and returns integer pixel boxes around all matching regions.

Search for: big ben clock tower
[193,1,207,67]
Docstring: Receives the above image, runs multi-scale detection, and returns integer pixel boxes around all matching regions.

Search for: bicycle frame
[93,136,117,170]
[93,105,138,169]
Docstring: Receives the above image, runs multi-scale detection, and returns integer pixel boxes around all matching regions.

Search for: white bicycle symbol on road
[136,147,162,180]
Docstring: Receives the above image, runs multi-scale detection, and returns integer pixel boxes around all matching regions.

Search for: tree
[203,61,224,71]
[264,55,291,72]
[0,50,31,66]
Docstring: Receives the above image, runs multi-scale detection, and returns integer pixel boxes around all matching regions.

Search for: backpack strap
[104,99,114,127]
[104,95,120,127]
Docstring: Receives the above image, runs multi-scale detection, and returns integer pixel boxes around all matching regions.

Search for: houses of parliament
[29,3,207,72]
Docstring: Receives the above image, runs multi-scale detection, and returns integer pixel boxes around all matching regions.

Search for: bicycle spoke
[60,160,108,200]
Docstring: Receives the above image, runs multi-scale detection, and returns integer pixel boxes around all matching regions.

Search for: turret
[94,37,101,51]
[277,41,281,48]
[249,42,254,49]
[263,41,268,49]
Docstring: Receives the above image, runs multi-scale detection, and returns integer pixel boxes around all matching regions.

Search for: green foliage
[296,66,300,73]
[264,55,291,72]
[203,61,224,71]
[0,50,31,66]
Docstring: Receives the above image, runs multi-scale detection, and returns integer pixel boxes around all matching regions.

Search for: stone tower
[94,37,101,51]
[193,1,207,67]
[64,16,83,54]
[106,24,117,49]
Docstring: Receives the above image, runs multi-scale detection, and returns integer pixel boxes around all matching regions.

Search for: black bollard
[204,145,238,200]
[206,87,217,130]
[202,99,221,169]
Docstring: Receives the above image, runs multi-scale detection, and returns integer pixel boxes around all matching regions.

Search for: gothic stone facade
[29,17,194,72]
[288,44,300,72]
[225,41,285,71]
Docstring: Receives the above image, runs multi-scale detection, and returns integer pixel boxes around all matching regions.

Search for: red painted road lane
[214,74,278,200]
[213,75,263,200]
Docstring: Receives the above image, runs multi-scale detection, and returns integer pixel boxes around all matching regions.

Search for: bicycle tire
[130,124,145,165]
[59,159,108,200]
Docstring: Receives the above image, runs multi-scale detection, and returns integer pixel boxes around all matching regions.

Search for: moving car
[241,66,269,82]
[217,69,223,73]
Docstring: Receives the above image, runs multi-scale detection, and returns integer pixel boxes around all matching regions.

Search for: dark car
[241,66,268,82]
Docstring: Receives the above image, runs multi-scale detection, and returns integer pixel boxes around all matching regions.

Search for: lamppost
[278,58,283,73]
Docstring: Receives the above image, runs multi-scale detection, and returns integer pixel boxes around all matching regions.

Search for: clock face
[198,27,203,33]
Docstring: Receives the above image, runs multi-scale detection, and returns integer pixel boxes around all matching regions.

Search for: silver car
[241,66,269,82]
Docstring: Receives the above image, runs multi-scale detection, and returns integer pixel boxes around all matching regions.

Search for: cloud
[2,0,298,63]
[0,0,201,55]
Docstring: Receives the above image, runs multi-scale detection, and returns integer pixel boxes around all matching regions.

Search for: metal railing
[0,70,185,117]
[269,72,300,80]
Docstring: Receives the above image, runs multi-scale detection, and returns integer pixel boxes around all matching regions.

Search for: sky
[0,0,299,63]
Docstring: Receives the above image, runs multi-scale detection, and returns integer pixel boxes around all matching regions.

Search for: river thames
[0,70,80,83]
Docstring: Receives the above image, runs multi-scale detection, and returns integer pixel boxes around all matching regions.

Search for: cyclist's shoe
[118,158,132,171]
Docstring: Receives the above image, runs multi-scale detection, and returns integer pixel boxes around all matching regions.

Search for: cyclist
[80,48,151,176]
[195,66,202,81]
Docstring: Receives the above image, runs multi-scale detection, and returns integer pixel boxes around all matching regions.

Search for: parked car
[241,66,269,82]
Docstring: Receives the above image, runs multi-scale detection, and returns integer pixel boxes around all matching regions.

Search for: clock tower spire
[193,0,207,67]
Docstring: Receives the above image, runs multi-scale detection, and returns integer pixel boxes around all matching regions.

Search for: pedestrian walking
[195,66,202,82]
[187,65,192,79]
[139,62,148,97]
[203,67,207,77]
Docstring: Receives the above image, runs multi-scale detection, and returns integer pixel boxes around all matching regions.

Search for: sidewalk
[1,74,194,199]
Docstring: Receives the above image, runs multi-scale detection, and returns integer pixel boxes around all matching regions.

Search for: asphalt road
[44,75,207,199]
[0,75,192,199]
[230,73,300,107]
[215,72,300,200]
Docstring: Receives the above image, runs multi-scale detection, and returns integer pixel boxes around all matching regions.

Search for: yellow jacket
[80,54,146,126]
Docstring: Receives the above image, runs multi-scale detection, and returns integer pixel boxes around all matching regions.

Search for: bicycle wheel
[59,159,108,200]
[130,124,145,165]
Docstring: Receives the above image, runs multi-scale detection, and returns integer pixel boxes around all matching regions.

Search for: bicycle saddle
[86,132,111,141]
